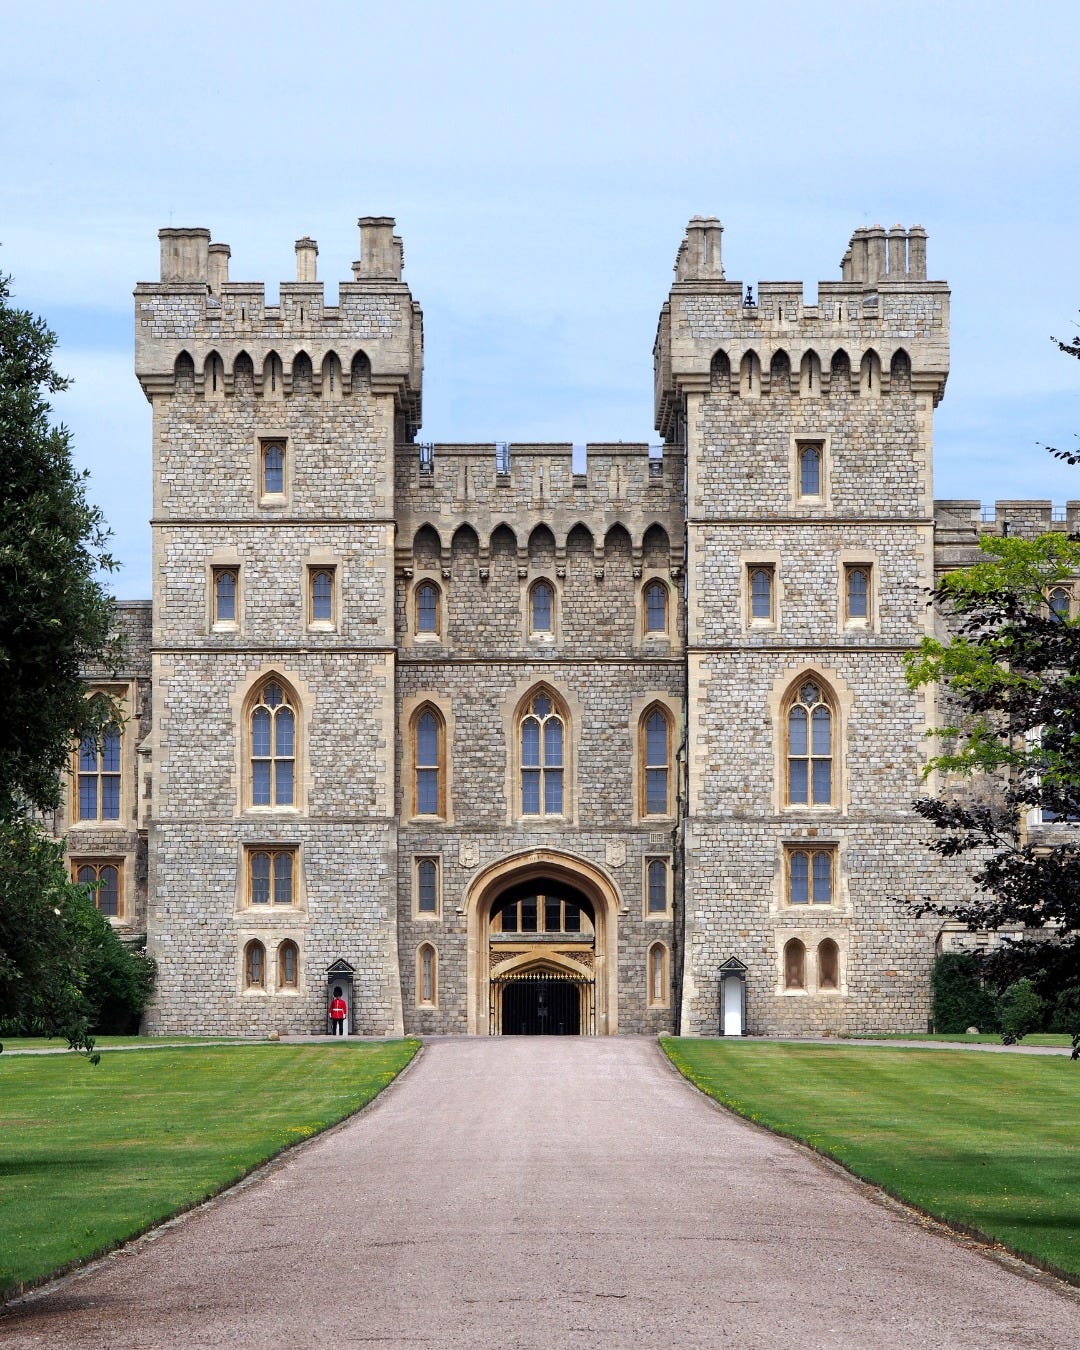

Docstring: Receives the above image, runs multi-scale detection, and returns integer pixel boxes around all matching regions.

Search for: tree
[906,511,1080,1056]
[0,270,118,817]
[0,271,151,1055]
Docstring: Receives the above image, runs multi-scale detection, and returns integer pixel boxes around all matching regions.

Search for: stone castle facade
[58,215,1070,1038]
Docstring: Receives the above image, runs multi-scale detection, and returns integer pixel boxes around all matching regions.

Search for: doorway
[500,975,582,1035]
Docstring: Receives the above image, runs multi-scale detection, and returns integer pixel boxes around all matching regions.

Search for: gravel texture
[3,1037,1078,1347]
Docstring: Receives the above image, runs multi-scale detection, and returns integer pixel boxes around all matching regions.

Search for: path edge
[0,1038,427,1310]
[654,1035,1080,1302]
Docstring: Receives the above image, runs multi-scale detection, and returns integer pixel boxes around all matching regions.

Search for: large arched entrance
[464,850,621,1035]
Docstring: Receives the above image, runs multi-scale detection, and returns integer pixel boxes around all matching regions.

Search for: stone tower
[655,219,950,1034]
[135,220,422,1034]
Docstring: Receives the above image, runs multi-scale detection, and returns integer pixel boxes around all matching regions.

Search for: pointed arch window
[787,846,834,904]
[415,581,441,635]
[247,847,296,905]
[798,443,822,497]
[749,566,774,622]
[309,568,335,624]
[1049,586,1071,623]
[75,861,121,917]
[641,706,673,817]
[648,942,669,1007]
[646,857,670,916]
[846,565,870,622]
[261,441,286,497]
[520,690,565,816]
[413,706,445,817]
[644,580,668,634]
[244,939,266,989]
[786,680,833,806]
[418,943,438,1006]
[250,680,296,807]
[278,940,299,989]
[784,939,806,990]
[213,567,238,626]
[76,727,122,822]
[818,939,840,991]
[530,579,554,635]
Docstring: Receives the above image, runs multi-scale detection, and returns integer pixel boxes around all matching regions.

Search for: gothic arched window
[784,939,806,990]
[786,679,833,806]
[644,580,668,634]
[641,705,674,817]
[244,939,266,989]
[520,689,565,816]
[249,679,296,808]
[530,579,554,635]
[415,580,441,635]
[818,939,840,991]
[417,943,438,1006]
[278,940,299,989]
[413,706,445,817]
[76,726,122,822]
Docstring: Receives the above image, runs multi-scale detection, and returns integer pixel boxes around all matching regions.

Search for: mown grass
[0,1040,419,1297]
[840,1032,1073,1048]
[664,1037,1080,1281]
[0,1035,241,1051]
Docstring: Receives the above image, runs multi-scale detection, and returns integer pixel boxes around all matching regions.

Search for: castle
[61,215,1067,1038]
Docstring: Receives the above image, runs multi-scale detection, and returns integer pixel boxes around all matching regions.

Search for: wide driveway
[3,1038,1079,1347]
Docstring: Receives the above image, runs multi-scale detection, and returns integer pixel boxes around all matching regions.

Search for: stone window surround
[305,557,340,632]
[647,940,670,1007]
[416,941,438,1008]
[255,430,290,509]
[637,572,676,647]
[232,668,312,818]
[413,853,443,920]
[775,929,848,997]
[790,433,831,510]
[400,694,455,824]
[772,833,849,915]
[628,692,680,825]
[523,569,564,648]
[410,573,444,643]
[209,560,241,633]
[501,678,580,827]
[767,664,853,817]
[839,549,879,631]
[71,857,125,923]
[70,683,133,829]
[740,551,782,632]
[642,854,672,920]
[239,932,306,996]
[240,843,303,911]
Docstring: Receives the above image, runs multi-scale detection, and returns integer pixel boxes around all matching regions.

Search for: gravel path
[3,1038,1078,1348]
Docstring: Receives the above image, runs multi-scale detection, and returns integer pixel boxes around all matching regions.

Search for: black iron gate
[490,970,596,1036]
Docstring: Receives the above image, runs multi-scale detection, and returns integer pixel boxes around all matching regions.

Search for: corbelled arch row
[463,849,622,1036]
[395,518,682,582]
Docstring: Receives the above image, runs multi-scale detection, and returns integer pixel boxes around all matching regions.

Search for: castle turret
[136,220,422,1038]
[657,217,950,1039]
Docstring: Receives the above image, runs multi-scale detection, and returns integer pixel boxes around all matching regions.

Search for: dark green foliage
[0,273,147,1058]
[0,817,155,1052]
[930,952,1000,1034]
[999,977,1048,1043]
[1050,983,1080,1035]
[0,270,118,817]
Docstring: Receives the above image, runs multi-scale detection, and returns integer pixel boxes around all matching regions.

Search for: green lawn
[0,1035,242,1051]
[664,1037,1080,1281]
[840,1032,1073,1048]
[0,1039,419,1297]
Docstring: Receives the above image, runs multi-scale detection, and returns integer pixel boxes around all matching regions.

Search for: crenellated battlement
[655,219,950,439]
[136,217,423,436]
[393,441,685,578]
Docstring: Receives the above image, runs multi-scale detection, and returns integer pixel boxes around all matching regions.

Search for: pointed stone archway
[463,849,622,1035]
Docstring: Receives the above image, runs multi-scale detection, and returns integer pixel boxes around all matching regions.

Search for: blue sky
[3,0,1079,598]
